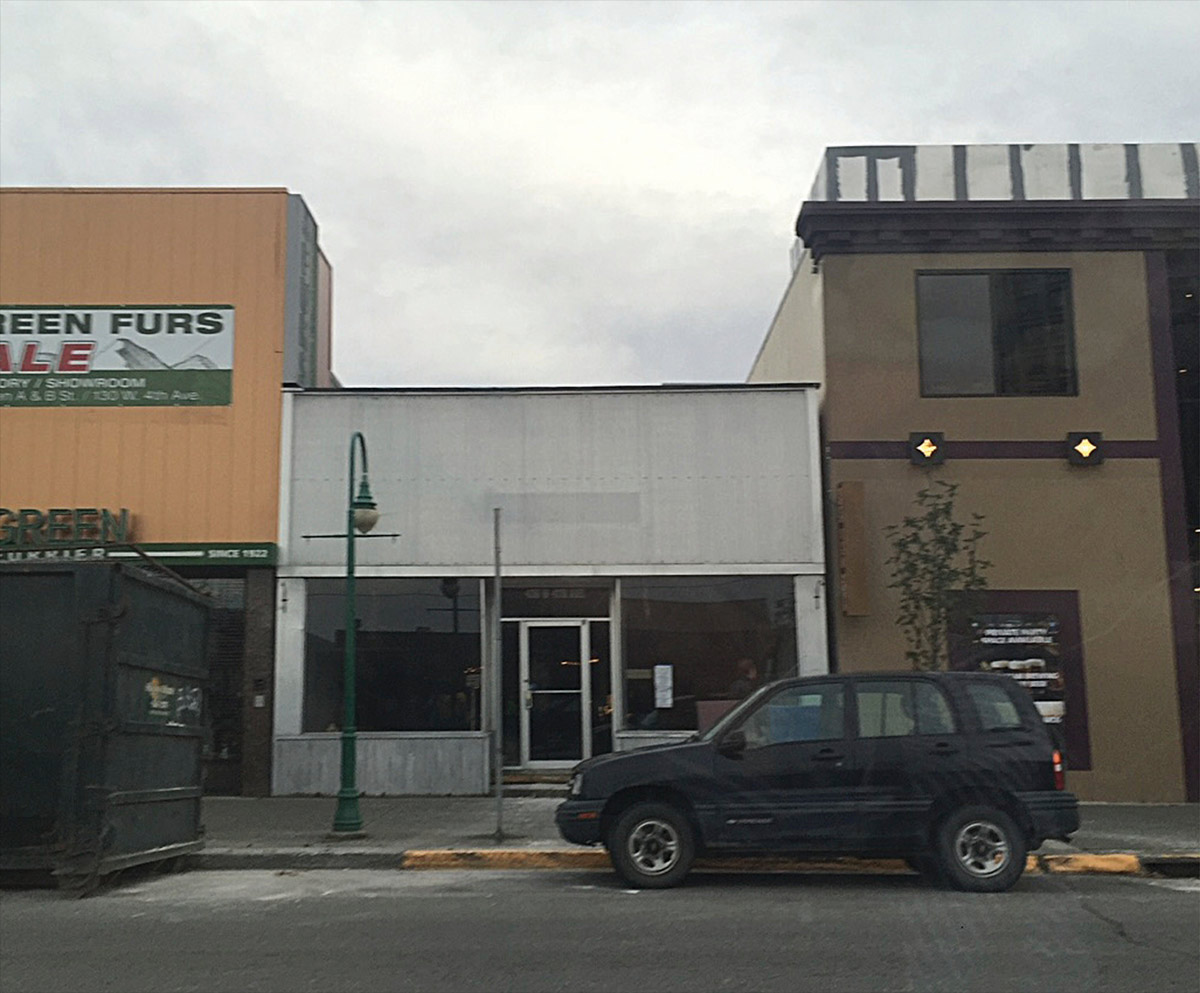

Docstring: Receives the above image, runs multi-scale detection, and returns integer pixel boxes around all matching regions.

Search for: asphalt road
[1,869,1197,993]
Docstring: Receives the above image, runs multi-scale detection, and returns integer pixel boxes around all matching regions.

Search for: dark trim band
[828,440,1160,460]
[796,200,1200,261]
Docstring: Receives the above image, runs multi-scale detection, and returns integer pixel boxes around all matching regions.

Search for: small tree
[883,480,990,671]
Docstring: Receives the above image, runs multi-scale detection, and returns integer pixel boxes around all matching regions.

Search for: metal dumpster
[0,561,210,891]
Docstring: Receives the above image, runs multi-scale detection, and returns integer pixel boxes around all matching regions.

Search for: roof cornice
[796,199,1200,260]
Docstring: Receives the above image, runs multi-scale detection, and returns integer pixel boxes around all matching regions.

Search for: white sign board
[0,306,234,407]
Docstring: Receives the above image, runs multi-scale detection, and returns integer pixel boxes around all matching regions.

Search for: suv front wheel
[609,801,696,889]
[935,805,1027,893]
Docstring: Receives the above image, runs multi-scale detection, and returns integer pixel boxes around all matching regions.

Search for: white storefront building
[272,384,827,795]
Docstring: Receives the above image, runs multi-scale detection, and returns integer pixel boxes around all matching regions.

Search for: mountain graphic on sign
[116,340,169,370]
[172,355,218,370]
[116,340,218,371]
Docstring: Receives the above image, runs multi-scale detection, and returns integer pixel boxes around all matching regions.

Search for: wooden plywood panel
[0,189,289,542]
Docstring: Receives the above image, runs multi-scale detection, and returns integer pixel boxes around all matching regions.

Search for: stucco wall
[820,251,1158,442]
[747,248,824,387]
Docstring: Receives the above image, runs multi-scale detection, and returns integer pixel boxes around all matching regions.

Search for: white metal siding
[283,388,821,574]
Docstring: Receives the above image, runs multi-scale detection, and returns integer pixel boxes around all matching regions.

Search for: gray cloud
[2,0,1197,386]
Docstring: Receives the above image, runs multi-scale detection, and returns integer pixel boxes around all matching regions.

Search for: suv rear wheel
[935,805,1027,893]
[609,801,695,889]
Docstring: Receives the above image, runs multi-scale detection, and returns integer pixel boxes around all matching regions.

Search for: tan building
[751,144,1198,802]
[0,187,336,795]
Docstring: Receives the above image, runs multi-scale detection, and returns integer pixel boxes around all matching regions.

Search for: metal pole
[333,433,367,834]
[492,506,504,841]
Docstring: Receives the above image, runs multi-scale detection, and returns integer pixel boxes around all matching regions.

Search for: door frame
[519,619,593,768]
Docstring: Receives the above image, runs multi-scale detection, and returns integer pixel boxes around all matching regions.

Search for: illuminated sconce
[1067,432,1104,466]
[908,432,945,466]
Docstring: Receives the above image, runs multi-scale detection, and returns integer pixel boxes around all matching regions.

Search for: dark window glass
[917,273,994,395]
[966,682,1024,731]
[302,578,482,733]
[913,682,957,735]
[857,680,958,737]
[918,270,1076,396]
[621,576,797,731]
[856,681,916,738]
[738,683,844,748]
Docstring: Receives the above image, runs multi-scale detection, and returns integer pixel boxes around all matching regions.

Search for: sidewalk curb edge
[187,849,1200,876]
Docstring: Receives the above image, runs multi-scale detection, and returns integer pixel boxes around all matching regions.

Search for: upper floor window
[917,270,1077,397]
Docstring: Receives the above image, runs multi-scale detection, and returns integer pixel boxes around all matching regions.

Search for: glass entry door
[520,621,607,766]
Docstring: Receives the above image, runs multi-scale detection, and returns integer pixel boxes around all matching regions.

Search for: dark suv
[556,672,1078,891]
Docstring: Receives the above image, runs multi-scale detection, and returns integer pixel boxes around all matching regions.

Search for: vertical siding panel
[1,189,292,542]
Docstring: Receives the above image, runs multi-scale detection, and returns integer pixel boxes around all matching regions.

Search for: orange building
[0,188,335,795]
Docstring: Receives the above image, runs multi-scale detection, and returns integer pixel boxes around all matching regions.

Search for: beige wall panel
[748,250,825,386]
[830,458,1182,800]
[0,189,288,542]
[821,252,1158,442]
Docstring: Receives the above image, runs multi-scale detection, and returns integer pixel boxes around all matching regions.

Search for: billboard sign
[0,305,234,407]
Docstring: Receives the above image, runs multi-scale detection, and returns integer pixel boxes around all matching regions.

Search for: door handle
[930,741,958,755]
[813,749,844,762]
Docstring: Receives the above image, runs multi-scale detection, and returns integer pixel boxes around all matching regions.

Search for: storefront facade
[273,385,827,794]
[0,187,336,796]
[750,143,1199,801]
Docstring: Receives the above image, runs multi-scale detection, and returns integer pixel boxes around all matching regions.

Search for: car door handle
[930,742,959,755]
[813,749,845,762]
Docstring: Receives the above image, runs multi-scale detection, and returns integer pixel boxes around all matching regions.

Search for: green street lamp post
[332,431,381,834]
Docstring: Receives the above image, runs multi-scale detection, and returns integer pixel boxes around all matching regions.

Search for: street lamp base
[332,792,364,834]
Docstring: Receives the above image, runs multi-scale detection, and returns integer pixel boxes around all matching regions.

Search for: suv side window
[966,682,1024,731]
[856,681,957,738]
[738,683,844,749]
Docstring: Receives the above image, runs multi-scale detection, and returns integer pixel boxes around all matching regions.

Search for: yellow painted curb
[402,849,610,870]
[1040,853,1142,874]
[396,849,1166,876]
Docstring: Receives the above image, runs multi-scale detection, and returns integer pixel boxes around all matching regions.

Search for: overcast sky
[2,0,1197,387]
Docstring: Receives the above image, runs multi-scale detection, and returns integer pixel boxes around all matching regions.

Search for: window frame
[915,268,1079,398]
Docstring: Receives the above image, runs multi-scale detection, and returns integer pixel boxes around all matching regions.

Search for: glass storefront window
[621,576,797,731]
[302,578,482,733]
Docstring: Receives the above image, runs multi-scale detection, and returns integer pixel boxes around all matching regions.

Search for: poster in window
[956,612,1067,739]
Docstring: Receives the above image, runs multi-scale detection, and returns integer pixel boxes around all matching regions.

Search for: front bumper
[555,800,606,845]
[1019,791,1080,842]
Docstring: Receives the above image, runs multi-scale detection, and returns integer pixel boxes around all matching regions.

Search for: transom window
[917,270,1077,397]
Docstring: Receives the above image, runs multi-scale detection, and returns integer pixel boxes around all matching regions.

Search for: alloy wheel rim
[954,820,1010,877]
[627,818,680,875]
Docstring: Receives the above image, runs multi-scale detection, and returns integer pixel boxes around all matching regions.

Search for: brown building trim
[797,200,1200,261]
[1145,252,1199,802]
[828,440,1160,460]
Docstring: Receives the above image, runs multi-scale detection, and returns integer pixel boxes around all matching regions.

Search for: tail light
[1053,750,1065,791]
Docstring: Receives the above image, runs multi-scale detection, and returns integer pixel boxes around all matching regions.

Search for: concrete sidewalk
[193,796,1199,875]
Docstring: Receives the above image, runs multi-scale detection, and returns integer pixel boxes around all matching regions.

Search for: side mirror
[717,729,747,757]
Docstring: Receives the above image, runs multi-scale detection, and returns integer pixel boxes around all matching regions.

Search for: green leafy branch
[883,480,991,671]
